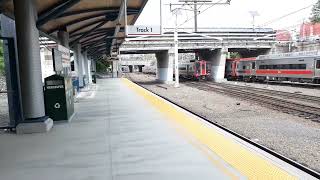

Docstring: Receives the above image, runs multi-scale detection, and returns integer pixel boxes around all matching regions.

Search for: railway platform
[0,78,317,180]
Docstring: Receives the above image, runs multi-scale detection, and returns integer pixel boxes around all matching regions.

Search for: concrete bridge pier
[155,50,173,84]
[138,65,144,72]
[128,65,133,73]
[199,48,228,82]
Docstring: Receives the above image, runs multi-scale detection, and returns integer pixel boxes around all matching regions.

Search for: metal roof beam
[70,19,109,47]
[48,12,117,34]
[59,7,140,18]
[70,27,117,38]
[111,0,126,55]
[81,34,114,47]
[37,0,81,27]
[81,39,108,48]
[87,43,112,53]
[79,33,111,44]
[48,11,135,34]
[69,18,106,35]
[88,48,108,56]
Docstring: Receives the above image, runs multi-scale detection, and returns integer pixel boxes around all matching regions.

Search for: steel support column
[83,51,89,85]
[58,30,70,48]
[75,44,84,87]
[13,0,53,133]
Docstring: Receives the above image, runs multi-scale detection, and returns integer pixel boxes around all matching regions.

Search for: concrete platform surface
[0,78,317,180]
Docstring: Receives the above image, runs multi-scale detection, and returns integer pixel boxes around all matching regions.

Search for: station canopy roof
[0,0,148,59]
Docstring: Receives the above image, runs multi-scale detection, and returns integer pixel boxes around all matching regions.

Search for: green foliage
[0,40,5,76]
[229,52,241,59]
[310,0,320,24]
[96,61,108,73]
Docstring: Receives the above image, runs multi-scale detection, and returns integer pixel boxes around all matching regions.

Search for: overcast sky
[136,0,317,31]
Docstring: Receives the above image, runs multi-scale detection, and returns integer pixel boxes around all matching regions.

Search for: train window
[289,64,296,69]
[252,62,256,69]
[298,64,306,69]
[317,60,320,69]
[243,66,246,69]
[195,63,200,73]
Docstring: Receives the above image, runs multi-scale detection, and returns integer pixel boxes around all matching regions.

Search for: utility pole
[249,11,259,31]
[168,0,231,32]
[194,1,198,32]
[173,9,180,87]
[167,0,231,87]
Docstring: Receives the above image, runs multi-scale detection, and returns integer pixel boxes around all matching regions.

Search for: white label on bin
[54,103,61,109]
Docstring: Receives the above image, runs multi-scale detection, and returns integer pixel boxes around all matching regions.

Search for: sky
[135,0,318,32]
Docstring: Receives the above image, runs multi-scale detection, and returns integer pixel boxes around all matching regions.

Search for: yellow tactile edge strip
[122,78,297,180]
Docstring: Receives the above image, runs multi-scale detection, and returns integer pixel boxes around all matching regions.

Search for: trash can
[44,74,74,121]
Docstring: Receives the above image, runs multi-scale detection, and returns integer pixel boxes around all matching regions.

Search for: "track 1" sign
[126,25,161,36]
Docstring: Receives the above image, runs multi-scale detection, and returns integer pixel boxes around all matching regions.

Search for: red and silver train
[177,60,211,80]
[226,51,320,84]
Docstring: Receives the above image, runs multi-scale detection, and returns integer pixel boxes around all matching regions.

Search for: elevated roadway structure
[120,28,277,83]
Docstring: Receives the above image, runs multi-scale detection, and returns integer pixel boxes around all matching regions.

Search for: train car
[256,52,320,83]
[178,60,210,80]
[225,59,234,80]
[225,58,256,81]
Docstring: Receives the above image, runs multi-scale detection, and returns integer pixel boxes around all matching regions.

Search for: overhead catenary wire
[258,4,314,28]
[176,0,225,29]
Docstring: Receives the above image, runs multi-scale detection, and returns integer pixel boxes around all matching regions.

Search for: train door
[251,61,256,76]
[232,61,239,77]
[200,61,206,75]
[315,59,320,78]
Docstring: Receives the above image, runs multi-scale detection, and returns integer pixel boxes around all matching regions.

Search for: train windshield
[317,60,320,69]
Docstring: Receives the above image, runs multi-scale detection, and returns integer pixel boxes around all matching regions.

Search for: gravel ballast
[128,73,320,173]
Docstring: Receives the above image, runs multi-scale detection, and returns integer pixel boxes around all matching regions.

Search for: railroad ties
[184,81,320,122]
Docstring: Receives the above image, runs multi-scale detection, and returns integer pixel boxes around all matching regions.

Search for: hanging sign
[57,45,71,68]
[126,25,161,36]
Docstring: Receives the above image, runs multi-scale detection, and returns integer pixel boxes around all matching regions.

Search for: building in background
[300,22,320,41]
[276,30,292,41]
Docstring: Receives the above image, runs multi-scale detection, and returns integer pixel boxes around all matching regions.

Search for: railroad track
[207,82,320,105]
[185,82,320,122]
[227,80,320,89]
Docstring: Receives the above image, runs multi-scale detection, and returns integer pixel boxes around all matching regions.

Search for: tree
[310,0,320,24]
[0,39,4,76]
[229,52,241,59]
